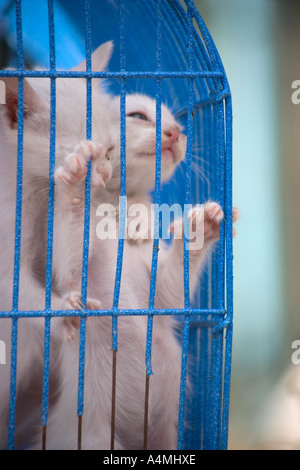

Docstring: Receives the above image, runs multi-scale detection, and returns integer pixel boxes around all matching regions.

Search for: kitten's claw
[183,202,223,256]
[63,317,81,342]
[169,202,239,245]
[168,204,221,241]
[62,292,102,342]
[201,202,224,241]
[64,291,84,310]
[55,140,112,189]
[200,203,239,240]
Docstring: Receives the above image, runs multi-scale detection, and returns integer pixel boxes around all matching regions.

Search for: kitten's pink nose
[165,128,179,144]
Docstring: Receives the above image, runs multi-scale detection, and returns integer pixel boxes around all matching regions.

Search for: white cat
[0,41,239,449]
[31,92,239,450]
[0,42,115,448]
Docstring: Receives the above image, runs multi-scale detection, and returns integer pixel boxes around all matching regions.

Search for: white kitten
[32,93,239,450]
[0,42,239,449]
[0,42,115,448]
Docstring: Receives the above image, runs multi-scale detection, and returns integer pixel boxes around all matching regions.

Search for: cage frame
[0,0,233,451]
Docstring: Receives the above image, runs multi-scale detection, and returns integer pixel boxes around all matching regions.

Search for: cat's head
[0,41,115,162]
[107,93,187,194]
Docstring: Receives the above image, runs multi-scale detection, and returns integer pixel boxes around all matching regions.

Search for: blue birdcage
[0,0,233,450]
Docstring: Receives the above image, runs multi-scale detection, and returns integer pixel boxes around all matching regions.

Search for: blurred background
[194,0,300,450]
[1,0,300,450]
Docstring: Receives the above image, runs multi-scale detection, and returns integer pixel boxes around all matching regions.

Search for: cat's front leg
[170,201,239,254]
[155,202,239,308]
[190,202,239,245]
[185,201,224,256]
[61,291,102,342]
[55,140,112,202]
[53,140,112,290]
[53,141,109,341]
[173,202,239,297]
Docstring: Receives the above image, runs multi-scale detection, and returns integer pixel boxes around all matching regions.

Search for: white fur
[0,41,238,449]
[29,93,232,450]
[0,42,115,448]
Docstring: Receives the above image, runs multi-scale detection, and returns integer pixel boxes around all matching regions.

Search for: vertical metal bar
[189,21,231,447]
[203,100,217,449]
[188,104,211,451]
[112,0,126,334]
[202,104,213,451]
[215,95,227,448]
[222,324,233,448]
[205,102,218,449]
[207,86,227,450]
[110,80,126,448]
[111,103,126,313]
[110,79,126,448]
[77,0,92,449]
[177,0,194,450]
[41,0,56,448]
[179,1,233,449]
[147,0,162,313]
[8,0,23,450]
[8,319,18,450]
[111,0,126,449]
[221,94,233,450]
[110,349,117,450]
[210,328,224,449]
[143,0,162,450]
[81,0,92,309]
[186,6,232,446]
[217,101,226,310]
[143,374,150,449]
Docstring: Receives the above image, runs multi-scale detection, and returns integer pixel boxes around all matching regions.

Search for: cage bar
[177,0,194,450]
[143,0,163,450]
[110,0,127,451]
[41,0,57,449]
[7,0,24,450]
[0,70,223,79]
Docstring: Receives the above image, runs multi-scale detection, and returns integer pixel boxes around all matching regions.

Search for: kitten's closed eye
[126,112,148,121]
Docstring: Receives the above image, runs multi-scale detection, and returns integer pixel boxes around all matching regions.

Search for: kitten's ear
[92,40,114,72]
[72,41,114,72]
[0,76,44,127]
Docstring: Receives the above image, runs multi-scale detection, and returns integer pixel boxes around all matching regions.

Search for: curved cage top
[0,0,230,206]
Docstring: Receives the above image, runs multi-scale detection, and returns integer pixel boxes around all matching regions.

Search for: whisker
[191,144,215,154]
[191,154,211,167]
[190,160,212,188]
[169,94,180,115]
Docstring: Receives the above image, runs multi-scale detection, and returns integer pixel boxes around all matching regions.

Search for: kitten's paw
[55,140,112,189]
[201,202,224,241]
[168,203,224,242]
[169,203,238,255]
[232,207,240,223]
[63,317,81,342]
[62,292,82,342]
[201,203,240,239]
[232,207,240,237]
[62,292,102,342]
